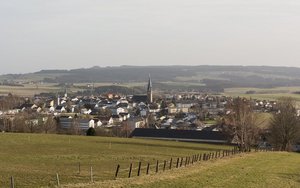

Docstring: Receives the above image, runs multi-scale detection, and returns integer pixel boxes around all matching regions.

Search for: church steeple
[147,74,153,103]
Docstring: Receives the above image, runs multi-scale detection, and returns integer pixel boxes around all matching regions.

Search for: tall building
[147,74,153,103]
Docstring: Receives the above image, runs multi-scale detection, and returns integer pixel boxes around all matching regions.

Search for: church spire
[147,74,153,103]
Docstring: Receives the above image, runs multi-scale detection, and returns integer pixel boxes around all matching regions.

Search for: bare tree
[225,97,260,151]
[41,116,57,134]
[269,97,300,151]
[0,94,24,111]
[69,118,81,135]
[120,121,132,137]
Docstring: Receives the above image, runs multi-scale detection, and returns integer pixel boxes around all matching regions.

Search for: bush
[86,127,96,136]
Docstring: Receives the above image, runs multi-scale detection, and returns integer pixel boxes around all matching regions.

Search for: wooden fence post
[56,173,60,187]
[90,166,94,183]
[169,158,173,170]
[137,161,142,176]
[128,163,133,178]
[146,163,150,175]
[156,160,159,173]
[180,157,183,167]
[10,176,15,188]
[115,164,120,179]
[163,160,166,171]
[199,154,202,161]
[78,162,81,174]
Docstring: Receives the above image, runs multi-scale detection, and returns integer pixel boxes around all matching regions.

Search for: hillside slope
[68,152,300,188]
[2,66,300,89]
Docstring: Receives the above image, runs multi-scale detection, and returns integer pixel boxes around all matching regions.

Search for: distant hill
[2,65,300,90]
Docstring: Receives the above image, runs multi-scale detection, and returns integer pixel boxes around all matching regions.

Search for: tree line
[224,97,300,151]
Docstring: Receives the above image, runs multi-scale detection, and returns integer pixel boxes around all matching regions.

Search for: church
[131,74,153,104]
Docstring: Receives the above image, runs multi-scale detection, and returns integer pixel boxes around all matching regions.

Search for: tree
[224,97,260,151]
[86,127,96,136]
[69,118,81,135]
[98,108,112,117]
[0,94,24,111]
[269,97,300,151]
[41,115,57,134]
[120,121,131,137]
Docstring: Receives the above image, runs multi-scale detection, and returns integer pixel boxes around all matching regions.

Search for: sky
[1,0,300,74]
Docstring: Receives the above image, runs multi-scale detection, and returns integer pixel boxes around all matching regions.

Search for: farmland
[67,152,300,188]
[224,87,300,101]
[0,133,231,187]
[0,133,299,188]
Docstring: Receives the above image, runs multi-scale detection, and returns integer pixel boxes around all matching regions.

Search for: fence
[4,147,275,187]
[113,146,271,179]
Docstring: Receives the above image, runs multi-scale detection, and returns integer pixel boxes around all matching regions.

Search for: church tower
[147,74,153,103]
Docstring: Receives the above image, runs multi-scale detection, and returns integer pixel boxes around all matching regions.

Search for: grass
[0,83,60,97]
[0,133,230,187]
[69,152,300,188]
[224,87,300,101]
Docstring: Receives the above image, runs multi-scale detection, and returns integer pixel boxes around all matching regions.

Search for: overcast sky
[1,0,300,74]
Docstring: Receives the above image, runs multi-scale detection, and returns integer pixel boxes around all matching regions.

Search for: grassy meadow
[0,84,61,97]
[0,133,231,187]
[224,87,300,101]
[67,152,300,188]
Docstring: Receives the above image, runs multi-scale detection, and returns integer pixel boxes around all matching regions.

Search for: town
[0,76,284,144]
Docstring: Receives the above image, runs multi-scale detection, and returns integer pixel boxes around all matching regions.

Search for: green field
[1,134,300,188]
[67,152,300,188]
[0,133,231,187]
[224,87,300,101]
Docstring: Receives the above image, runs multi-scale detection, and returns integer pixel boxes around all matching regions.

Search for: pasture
[0,133,230,187]
[224,87,300,101]
[68,152,300,188]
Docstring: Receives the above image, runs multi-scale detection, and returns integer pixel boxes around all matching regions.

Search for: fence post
[56,173,60,187]
[212,153,215,159]
[156,160,159,173]
[90,166,94,183]
[169,158,173,169]
[163,160,166,171]
[199,154,202,161]
[78,162,81,175]
[10,176,15,188]
[146,163,150,175]
[180,157,183,167]
[128,163,133,178]
[176,158,179,168]
[137,161,142,176]
[115,164,120,179]
[203,153,206,161]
